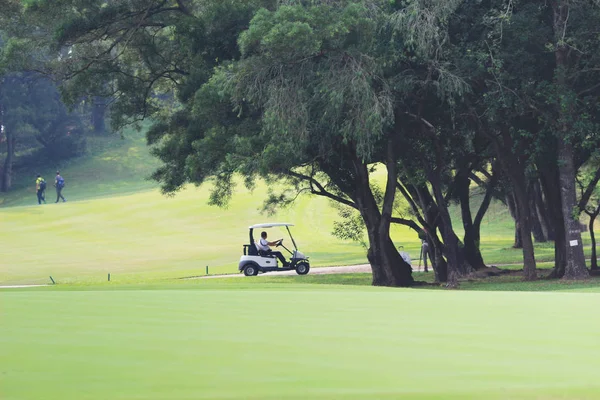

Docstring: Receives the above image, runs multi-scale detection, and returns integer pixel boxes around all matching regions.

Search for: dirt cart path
[0,285,49,289]
[188,264,434,279]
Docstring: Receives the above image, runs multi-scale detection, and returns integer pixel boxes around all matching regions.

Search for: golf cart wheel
[296,262,310,275]
[243,264,259,277]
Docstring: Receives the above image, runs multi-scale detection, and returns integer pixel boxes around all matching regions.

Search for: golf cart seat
[243,243,259,256]
[257,250,276,258]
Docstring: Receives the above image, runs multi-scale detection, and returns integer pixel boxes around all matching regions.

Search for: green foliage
[389,0,463,58]
[0,73,87,160]
[233,1,393,162]
[578,152,600,213]
[461,1,600,152]
[331,203,368,248]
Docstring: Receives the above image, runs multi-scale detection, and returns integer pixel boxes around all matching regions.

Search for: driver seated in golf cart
[239,223,310,276]
[256,231,289,267]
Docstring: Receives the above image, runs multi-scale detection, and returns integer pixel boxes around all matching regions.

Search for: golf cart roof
[249,223,294,229]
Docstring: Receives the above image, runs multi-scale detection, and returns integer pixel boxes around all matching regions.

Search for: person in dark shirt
[54,171,67,203]
[419,227,433,272]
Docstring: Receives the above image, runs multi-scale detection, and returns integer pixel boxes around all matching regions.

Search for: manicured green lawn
[2,284,599,399]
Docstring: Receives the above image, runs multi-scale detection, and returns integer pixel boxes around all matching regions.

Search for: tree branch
[578,82,600,97]
[396,180,423,221]
[404,112,436,134]
[474,161,499,229]
[381,140,397,221]
[391,217,421,232]
[577,167,600,212]
[285,170,358,209]
[175,0,191,15]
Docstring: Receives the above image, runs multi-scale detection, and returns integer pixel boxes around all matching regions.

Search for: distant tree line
[0,1,109,192]
[2,0,598,286]
[0,72,91,191]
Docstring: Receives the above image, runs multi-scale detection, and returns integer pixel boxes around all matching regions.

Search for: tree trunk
[506,193,523,248]
[91,96,107,134]
[424,232,445,282]
[495,131,537,280]
[456,171,486,270]
[557,140,589,279]
[514,182,538,280]
[552,218,567,278]
[506,193,516,220]
[553,1,589,280]
[353,155,413,287]
[463,222,486,269]
[432,239,448,283]
[429,170,471,287]
[413,184,449,283]
[424,212,449,283]
[414,182,467,283]
[471,163,497,262]
[514,224,523,249]
[530,183,547,242]
[587,205,599,271]
[539,163,567,278]
[396,181,448,283]
[533,180,554,241]
[512,194,523,249]
[1,128,15,193]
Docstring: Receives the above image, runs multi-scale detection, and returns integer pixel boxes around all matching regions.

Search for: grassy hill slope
[0,127,160,208]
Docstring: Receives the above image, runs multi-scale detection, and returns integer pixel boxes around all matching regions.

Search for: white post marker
[569,240,578,247]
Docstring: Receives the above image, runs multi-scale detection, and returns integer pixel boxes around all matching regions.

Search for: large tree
[176,1,421,286]
[547,0,600,279]
[209,0,478,286]
[451,0,600,280]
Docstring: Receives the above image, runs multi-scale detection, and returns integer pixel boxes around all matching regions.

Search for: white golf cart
[239,222,310,276]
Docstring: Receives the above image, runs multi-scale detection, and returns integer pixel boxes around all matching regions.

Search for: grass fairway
[2,284,600,399]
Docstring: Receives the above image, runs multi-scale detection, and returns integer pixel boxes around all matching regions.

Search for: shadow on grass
[205,269,600,293]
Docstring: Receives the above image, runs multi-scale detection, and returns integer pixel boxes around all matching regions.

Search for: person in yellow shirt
[35,174,47,205]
